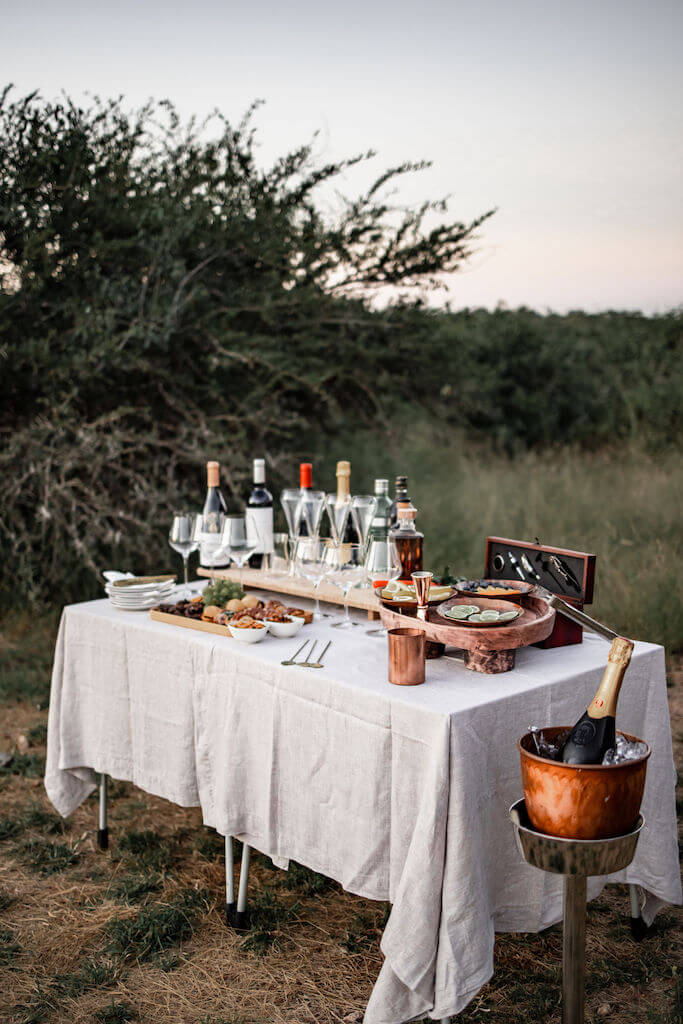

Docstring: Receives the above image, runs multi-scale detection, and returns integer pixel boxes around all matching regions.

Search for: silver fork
[301,640,331,669]
[281,639,314,666]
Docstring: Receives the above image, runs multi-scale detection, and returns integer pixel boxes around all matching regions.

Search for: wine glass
[364,538,402,638]
[328,543,366,629]
[169,513,199,599]
[295,537,331,621]
[192,511,226,587]
[324,492,351,546]
[221,514,259,584]
[280,489,303,576]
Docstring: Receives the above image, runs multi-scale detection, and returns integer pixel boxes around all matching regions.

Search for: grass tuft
[95,1000,138,1023]
[19,837,80,874]
[117,828,185,874]
[104,888,209,963]
[0,752,46,779]
[241,888,300,956]
[0,927,22,968]
[281,860,336,896]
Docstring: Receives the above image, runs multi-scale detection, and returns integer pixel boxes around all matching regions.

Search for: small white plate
[265,616,304,638]
[228,623,269,644]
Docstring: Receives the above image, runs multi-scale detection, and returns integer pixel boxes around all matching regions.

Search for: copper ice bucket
[519,727,650,840]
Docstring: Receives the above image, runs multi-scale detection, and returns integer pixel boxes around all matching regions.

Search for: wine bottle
[389,505,423,578]
[246,458,274,568]
[389,475,410,528]
[298,462,312,537]
[369,479,392,542]
[560,637,634,764]
[336,460,360,544]
[200,461,229,568]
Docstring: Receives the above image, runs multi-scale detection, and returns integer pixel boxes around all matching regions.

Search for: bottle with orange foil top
[561,637,634,764]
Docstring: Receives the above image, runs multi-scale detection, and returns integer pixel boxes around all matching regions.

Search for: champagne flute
[324,492,351,546]
[280,489,303,576]
[351,495,378,559]
[169,513,199,599]
[295,537,331,620]
[364,538,402,637]
[300,490,326,537]
[329,543,366,629]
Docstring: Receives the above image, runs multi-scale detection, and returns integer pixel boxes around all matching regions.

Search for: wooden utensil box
[484,537,596,649]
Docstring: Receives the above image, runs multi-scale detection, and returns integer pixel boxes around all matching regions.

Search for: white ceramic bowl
[265,616,304,639]
[228,622,269,644]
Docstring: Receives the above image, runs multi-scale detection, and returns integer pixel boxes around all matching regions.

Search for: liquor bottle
[298,462,313,537]
[369,479,392,542]
[246,458,274,568]
[389,475,411,528]
[389,505,423,579]
[561,637,634,764]
[336,460,360,544]
[200,461,229,568]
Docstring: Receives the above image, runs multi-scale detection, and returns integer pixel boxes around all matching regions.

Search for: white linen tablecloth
[45,594,681,1023]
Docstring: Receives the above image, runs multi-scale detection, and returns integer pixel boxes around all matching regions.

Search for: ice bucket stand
[509,799,643,1024]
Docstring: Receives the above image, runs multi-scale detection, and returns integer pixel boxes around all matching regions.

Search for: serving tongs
[541,591,618,642]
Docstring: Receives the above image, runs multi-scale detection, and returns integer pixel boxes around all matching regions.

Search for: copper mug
[388,627,426,685]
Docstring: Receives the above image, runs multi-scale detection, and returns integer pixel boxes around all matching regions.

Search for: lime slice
[479,610,501,622]
[445,604,480,619]
[497,609,520,622]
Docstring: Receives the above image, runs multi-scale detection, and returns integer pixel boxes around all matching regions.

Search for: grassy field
[1,439,681,1023]
[324,430,683,653]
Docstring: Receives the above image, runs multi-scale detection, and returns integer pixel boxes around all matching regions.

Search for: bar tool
[411,571,433,621]
[520,553,540,581]
[507,551,526,581]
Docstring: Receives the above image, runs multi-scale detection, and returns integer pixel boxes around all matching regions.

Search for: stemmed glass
[169,513,199,599]
[300,490,326,537]
[351,495,378,557]
[324,492,351,546]
[364,538,402,637]
[327,543,367,629]
[295,537,332,621]
[263,533,290,577]
[280,489,303,576]
[192,512,226,587]
[221,514,259,584]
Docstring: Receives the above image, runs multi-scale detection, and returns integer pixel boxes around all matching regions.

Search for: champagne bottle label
[246,507,274,553]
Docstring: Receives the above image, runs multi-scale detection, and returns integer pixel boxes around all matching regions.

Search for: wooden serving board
[379,596,555,674]
[196,566,381,616]
[150,608,235,638]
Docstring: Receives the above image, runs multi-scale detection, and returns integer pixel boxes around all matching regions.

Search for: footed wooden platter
[379,596,555,674]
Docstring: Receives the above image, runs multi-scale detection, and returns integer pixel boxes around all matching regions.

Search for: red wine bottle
[561,637,634,764]
[246,458,273,568]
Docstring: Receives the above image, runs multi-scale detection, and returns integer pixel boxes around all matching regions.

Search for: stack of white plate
[105,576,177,611]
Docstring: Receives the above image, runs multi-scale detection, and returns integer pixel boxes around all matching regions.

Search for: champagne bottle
[246,458,274,568]
[298,462,312,537]
[200,461,229,568]
[561,637,634,764]
[389,475,410,528]
[336,460,360,544]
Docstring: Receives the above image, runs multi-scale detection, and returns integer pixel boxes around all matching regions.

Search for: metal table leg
[234,842,251,930]
[563,875,587,1024]
[97,773,108,850]
[225,836,235,925]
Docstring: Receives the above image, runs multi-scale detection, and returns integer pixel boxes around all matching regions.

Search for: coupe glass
[364,538,402,637]
[328,543,366,629]
[221,514,259,583]
[280,489,303,576]
[351,495,378,555]
[192,512,226,587]
[169,513,199,599]
[295,537,332,621]
[324,492,351,546]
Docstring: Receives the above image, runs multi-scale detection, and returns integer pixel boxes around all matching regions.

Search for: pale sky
[4,0,682,313]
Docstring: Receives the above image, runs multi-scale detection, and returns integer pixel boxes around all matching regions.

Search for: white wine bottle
[561,636,634,764]
[199,461,229,568]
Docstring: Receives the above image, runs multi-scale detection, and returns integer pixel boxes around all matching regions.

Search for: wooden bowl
[455,579,534,602]
[519,727,650,840]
